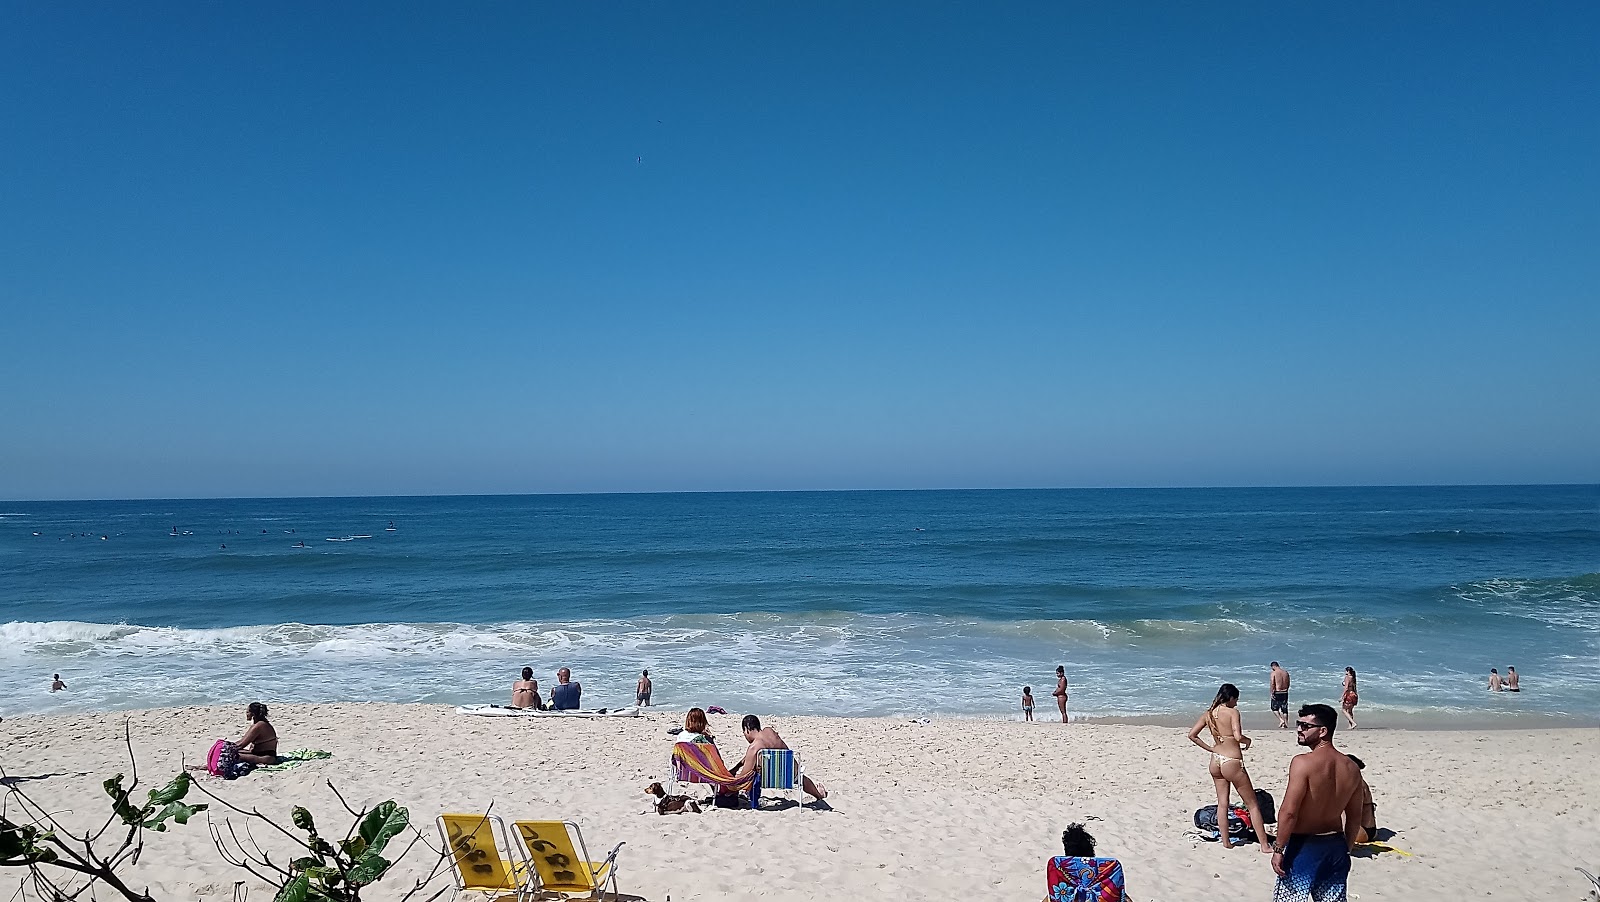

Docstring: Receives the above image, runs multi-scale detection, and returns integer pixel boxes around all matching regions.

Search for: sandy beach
[2,704,1596,901]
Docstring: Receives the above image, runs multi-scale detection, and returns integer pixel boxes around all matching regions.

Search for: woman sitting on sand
[512,667,541,709]
[676,708,716,745]
[1342,667,1359,729]
[235,702,280,765]
[1187,683,1272,851]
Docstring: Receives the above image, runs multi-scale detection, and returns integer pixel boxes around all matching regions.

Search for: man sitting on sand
[1272,703,1364,902]
[731,714,826,800]
[550,667,581,710]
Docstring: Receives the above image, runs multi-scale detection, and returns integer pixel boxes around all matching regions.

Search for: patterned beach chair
[755,748,804,809]
[1047,855,1125,902]
[437,813,533,901]
[511,820,624,901]
[669,741,759,807]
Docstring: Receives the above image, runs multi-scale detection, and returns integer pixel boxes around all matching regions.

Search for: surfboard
[454,704,641,719]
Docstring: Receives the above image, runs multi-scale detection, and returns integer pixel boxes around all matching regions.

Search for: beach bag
[206,740,254,780]
[1193,804,1252,841]
[1253,788,1276,824]
[1047,856,1125,902]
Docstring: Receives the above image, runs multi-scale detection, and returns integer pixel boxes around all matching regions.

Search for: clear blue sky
[3,3,1596,499]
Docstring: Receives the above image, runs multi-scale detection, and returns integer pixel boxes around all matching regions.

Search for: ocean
[2,486,1596,724]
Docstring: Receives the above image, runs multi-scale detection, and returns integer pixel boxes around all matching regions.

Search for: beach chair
[1047,855,1125,902]
[511,819,624,901]
[437,813,532,901]
[755,748,804,809]
[669,741,759,807]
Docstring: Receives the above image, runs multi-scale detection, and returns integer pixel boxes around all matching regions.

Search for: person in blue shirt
[550,667,582,710]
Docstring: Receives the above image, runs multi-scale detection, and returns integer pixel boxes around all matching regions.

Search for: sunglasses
[1295,720,1324,731]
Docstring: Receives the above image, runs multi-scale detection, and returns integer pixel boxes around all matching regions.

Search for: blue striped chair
[755,748,804,809]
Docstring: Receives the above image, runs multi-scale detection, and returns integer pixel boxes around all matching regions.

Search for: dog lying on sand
[646,782,702,814]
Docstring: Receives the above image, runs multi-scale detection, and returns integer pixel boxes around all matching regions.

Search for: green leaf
[143,801,207,830]
[145,772,193,806]
[290,856,320,871]
[274,873,310,902]
[291,806,316,834]
[347,850,391,885]
[356,802,408,855]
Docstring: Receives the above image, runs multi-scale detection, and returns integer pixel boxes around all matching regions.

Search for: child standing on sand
[1022,686,1035,721]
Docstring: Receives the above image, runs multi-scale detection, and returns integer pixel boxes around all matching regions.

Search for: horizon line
[5,481,1596,505]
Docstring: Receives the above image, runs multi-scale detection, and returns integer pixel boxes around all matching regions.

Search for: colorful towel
[257,749,333,771]
[671,742,757,792]
[1047,856,1125,902]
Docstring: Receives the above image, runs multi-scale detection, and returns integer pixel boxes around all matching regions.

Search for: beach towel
[256,749,332,771]
[671,742,758,793]
[1047,856,1125,902]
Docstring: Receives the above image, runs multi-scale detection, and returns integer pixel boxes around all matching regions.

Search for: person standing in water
[637,670,653,706]
[1187,683,1273,851]
[1487,668,1503,692]
[1270,661,1292,729]
[1022,685,1035,722]
[50,674,67,692]
[1052,665,1069,723]
[1506,666,1520,691]
[1340,667,1359,729]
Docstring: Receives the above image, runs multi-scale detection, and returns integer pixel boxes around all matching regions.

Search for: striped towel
[671,742,757,791]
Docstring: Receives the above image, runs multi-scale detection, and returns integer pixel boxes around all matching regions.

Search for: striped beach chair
[755,748,804,809]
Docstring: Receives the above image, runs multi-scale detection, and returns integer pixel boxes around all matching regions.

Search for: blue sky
[2,3,1596,499]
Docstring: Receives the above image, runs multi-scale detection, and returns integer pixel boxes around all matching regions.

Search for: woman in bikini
[1187,683,1272,851]
[235,702,280,765]
[512,667,540,709]
[1341,666,1359,729]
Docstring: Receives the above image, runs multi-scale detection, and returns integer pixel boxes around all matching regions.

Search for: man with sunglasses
[1271,704,1364,902]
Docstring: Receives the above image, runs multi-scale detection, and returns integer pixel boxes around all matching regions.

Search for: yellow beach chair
[437,813,533,901]
[512,819,625,901]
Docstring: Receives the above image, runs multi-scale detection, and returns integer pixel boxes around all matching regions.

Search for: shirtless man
[1506,666,1519,692]
[1487,668,1503,692]
[1270,662,1291,729]
[637,670,653,706]
[1272,703,1364,902]
[51,674,67,692]
[734,715,826,800]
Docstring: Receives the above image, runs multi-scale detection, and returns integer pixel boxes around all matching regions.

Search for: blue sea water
[1,486,1596,723]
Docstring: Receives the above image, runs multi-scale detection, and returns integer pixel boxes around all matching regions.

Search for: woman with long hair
[1187,683,1272,850]
[1341,667,1359,729]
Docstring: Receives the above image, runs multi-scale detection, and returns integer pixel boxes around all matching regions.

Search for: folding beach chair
[755,747,804,809]
[1047,855,1125,902]
[669,741,759,807]
[437,813,532,901]
[511,819,624,901]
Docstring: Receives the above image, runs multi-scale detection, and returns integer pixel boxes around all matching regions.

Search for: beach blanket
[1047,856,1125,902]
[257,749,332,772]
[671,742,758,792]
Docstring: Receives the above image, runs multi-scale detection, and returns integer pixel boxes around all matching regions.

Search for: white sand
[3,704,1596,901]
